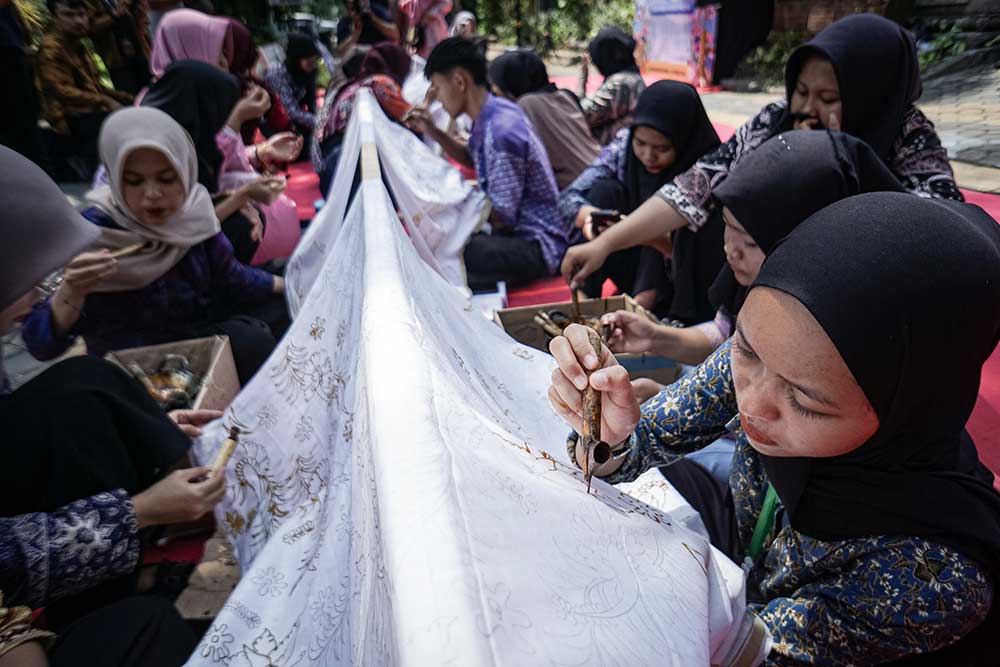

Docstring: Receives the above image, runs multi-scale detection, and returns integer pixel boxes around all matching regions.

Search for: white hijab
[86,107,221,292]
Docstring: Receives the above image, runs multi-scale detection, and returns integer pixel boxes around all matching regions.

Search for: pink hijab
[150,9,232,78]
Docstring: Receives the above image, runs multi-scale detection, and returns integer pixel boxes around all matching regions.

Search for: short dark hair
[424,37,487,86]
[47,0,85,14]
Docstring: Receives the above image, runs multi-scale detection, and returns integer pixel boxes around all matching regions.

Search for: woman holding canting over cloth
[549,193,1000,664]
[562,13,963,290]
[0,145,226,666]
[604,129,904,378]
[22,107,285,384]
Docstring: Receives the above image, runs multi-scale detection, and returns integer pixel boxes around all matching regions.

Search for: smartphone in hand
[589,209,622,237]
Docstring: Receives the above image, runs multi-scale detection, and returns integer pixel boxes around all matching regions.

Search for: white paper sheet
[189,91,751,666]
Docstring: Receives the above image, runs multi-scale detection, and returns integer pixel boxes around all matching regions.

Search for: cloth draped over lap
[190,90,756,666]
[290,89,485,301]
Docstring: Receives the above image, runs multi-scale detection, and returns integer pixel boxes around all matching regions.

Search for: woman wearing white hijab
[22,107,286,384]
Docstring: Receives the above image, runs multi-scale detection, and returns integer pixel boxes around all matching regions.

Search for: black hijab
[488,49,554,99]
[782,14,921,161]
[625,81,722,325]
[622,80,720,213]
[587,27,639,78]
[751,192,1000,574]
[285,32,321,110]
[141,60,240,193]
[708,130,904,322]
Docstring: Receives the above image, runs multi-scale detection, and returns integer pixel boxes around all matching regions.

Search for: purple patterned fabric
[467,94,573,274]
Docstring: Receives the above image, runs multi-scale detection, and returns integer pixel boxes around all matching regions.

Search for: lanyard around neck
[747,483,779,561]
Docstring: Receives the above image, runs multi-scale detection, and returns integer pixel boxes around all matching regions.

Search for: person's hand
[168,409,223,438]
[631,377,663,404]
[575,204,598,231]
[404,106,434,134]
[601,310,660,354]
[561,238,609,290]
[826,110,841,131]
[56,250,117,300]
[580,51,590,78]
[131,467,226,529]
[108,99,124,111]
[241,202,264,241]
[241,175,285,205]
[548,323,641,458]
[230,84,271,127]
[259,132,302,168]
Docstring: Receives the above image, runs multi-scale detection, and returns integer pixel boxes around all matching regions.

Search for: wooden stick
[210,426,241,475]
[581,329,611,493]
[108,242,147,259]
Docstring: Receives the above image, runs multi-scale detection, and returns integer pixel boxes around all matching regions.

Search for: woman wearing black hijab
[143,61,279,264]
[550,192,1000,665]
[488,49,600,189]
[562,13,963,290]
[264,32,322,152]
[577,26,646,145]
[559,80,722,322]
[604,129,904,368]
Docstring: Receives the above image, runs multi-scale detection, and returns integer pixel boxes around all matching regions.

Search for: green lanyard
[747,484,779,561]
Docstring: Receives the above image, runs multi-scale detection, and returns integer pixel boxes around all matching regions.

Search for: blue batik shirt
[468,94,576,274]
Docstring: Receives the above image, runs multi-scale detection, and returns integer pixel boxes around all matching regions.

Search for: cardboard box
[494,295,682,386]
[106,336,240,412]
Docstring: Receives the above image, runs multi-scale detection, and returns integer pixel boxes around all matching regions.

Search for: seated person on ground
[84,0,150,95]
[265,32,322,153]
[578,27,645,146]
[559,80,722,319]
[408,37,569,289]
[488,48,600,190]
[336,0,400,55]
[606,129,904,395]
[140,61,295,267]
[562,13,963,291]
[22,108,285,385]
[35,0,133,177]
[315,42,414,195]
[0,145,225,667]
[550,192,1000,665]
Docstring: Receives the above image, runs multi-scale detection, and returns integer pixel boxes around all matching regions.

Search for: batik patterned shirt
[34,31,133,135]
[580,69,645,145]
[657,100,963,230]
[264,64,316,130]
[468,94,572,274]
[0,490,140,610]
[601,340,993,665]
[558,127,632,228]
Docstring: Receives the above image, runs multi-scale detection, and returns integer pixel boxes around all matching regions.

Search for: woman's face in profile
[731,287,879,459]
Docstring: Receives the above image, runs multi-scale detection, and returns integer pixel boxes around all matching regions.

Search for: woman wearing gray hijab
[0,146,224,666]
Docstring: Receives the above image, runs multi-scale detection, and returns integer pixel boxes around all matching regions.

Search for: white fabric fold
[190,90,757,667]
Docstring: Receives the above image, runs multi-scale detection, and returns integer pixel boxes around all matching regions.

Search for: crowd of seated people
[1,7,999,666]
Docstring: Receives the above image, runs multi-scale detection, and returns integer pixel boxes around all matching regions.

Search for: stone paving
[544,57,1000,193]
[919,64,1000,171]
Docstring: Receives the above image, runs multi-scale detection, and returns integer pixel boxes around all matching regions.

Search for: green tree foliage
[471,0,633,53]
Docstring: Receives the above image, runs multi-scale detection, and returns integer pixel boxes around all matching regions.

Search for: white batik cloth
[298,89,483,297]
[189,91,765,666]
